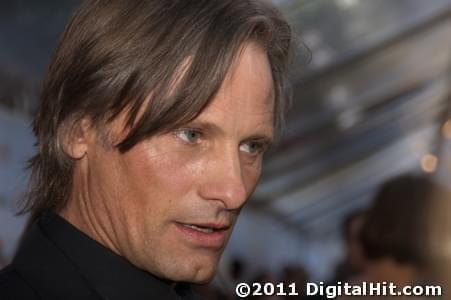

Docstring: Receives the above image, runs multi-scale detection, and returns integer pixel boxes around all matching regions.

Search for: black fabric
[0,212,203,300]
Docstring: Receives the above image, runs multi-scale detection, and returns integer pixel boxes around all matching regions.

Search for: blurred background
[0,0,451,298]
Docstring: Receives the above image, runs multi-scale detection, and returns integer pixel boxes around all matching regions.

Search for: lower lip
[174,223,227,249]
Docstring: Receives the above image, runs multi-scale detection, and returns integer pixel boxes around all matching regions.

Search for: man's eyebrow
[244,134,274,145]
[184,120,274,144]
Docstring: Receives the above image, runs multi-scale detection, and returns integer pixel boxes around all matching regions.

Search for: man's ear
[61,118,93,160]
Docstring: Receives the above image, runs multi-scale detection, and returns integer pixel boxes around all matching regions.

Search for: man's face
[72,42,274,283]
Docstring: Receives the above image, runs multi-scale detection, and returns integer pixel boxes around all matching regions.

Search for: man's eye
[175,129,202,144]
[239,141,264,155]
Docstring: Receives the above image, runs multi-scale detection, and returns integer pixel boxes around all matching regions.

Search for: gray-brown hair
[22,0,293,226]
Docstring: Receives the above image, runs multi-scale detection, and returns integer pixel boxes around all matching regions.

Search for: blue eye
[240,141,264,155]
[175,129,202,144]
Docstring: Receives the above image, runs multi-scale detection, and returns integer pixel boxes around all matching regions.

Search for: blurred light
[442,120,451,139]
[327,85,350,108]
[337,108,361,130]
[336,0,359,9]
[421,154,438,173]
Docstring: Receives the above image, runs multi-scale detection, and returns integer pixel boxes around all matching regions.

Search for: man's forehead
[221,44,275,102]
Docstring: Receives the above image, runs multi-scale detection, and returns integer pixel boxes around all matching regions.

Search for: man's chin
[190,270,217,284]
[167,260,219,284]
[179,265,218,284]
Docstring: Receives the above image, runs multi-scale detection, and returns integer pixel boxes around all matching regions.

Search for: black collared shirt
[0,212,202,300]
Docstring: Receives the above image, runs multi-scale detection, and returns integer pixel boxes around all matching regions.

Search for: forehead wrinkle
[206,76,274,119]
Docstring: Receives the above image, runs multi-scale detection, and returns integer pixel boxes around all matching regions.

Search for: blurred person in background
[0,0,294,299]
[340,174,451,298]
[332,209,368,282]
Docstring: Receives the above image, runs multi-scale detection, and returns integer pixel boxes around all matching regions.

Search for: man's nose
[198,147,248,210]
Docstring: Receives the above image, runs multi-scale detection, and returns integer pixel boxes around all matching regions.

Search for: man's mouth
[182,224,217,233]
[175,222,230,248]
[180,223,229,233]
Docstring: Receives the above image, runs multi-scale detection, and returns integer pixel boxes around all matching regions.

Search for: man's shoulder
[0,264,40,300]
[3,218,102,300]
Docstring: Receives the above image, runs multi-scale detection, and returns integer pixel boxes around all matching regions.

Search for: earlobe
[61,118,92,160]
